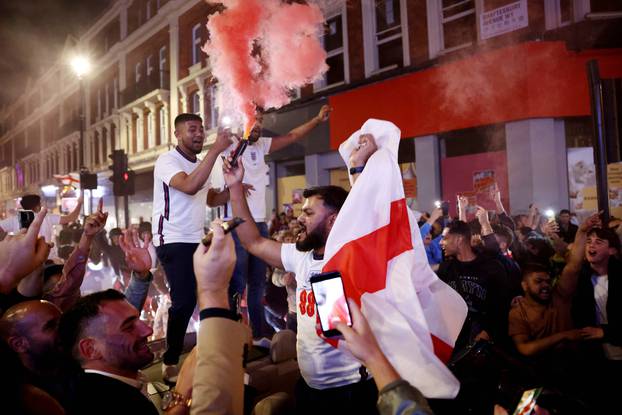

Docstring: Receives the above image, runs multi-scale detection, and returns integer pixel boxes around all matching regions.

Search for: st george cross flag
[322,119,468,398]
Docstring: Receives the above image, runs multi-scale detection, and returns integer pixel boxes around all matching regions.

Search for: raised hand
[83,199,108,237]
[222,156,245,188]
[317,104,331,122]
[213,128,234,153]
[579,211,602,233]
[349,133,378,168]
[0,208,51,293]
[193,219,236,309]
[119,228,152,275]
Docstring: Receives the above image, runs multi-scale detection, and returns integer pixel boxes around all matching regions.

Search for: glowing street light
[70,55,91,79]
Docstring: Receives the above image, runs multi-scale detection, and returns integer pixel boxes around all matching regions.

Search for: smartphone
[18,210,35,230]
[441,201,449,216]
[512,387,542,415]
[310,271,352,337]
[229,138,249,168]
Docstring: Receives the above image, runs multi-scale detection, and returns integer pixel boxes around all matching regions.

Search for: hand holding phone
[18,210,36,230]
[310,271,352,337]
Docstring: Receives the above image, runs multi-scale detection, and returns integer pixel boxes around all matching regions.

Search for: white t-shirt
[280,243,361,389]
[211,136,271,222]
[591,274,622,360]
[152,148,209,246]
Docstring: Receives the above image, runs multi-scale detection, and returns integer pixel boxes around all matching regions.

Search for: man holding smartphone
[222,134,379,414]
[0,194,83,259]
[207,105,331,342]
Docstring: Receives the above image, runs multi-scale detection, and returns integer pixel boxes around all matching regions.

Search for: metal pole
[78,76,87,217]
[586,60,610,221]
[124,194,129,229]
[79,77,85,170]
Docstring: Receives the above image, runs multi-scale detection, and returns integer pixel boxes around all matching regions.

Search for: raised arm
[348,134,378,185]
[269,105,330,153]
[59,194,83,225]
[557,213,601,298]
[223,159,284,269]
[169,129,232,195]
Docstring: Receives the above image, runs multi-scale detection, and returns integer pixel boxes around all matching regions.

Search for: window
[192,24,202,65]
[427,0,477,57]
[146,54,154,77]
[146,0,153,20]
[192,91,201,115]
[363,0,410,76]
[135,62,142,83]
[159,46,167,88]
[545,0,581,30]
[314,9,348,90]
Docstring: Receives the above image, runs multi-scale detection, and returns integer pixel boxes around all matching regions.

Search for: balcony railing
[120,70,170,107]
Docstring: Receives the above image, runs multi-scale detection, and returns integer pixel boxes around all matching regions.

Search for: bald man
[0,300,72,407]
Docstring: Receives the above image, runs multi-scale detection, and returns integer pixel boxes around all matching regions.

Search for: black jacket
[572,257,622,346]
[69,372,158,415]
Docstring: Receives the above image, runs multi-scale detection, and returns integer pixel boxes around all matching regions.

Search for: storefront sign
[567,147,597,213]
[608,162,622,219]
[480,0,528,40]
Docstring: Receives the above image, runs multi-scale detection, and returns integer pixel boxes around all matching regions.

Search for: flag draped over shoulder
[322,119,468,398]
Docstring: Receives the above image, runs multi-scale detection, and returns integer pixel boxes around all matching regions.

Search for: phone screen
[512,388,542,415]
[18,210,35,230]
[310,271,352,337]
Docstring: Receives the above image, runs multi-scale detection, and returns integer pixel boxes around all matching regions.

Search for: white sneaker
[162,363,179,384]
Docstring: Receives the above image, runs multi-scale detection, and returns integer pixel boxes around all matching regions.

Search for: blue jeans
[229,222,269,338]
[156,243,198,365]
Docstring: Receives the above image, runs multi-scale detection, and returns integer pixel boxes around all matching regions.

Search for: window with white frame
[436,0,477,53]
[159,46,167,88]
[192,91,201,115]
[362,0,410,76]
[135,62,142,83]
[146,54,154,77]
[314,8,348,91]
[192,24,202,65]
[545,0,583,30]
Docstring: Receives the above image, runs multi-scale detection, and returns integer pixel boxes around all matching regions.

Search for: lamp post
[70,55,93,214]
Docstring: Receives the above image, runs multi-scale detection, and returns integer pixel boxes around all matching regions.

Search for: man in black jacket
[58,289,158,415]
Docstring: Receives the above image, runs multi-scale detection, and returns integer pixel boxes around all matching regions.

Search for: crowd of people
[0,110,620,415]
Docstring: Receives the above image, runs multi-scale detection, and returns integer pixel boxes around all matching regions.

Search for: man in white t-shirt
[222,134,381,414]
[151,113,232,383]
[207,105,330,340]
[0,194,83,259]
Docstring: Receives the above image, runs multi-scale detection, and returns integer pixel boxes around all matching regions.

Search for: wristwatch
[349,165,365,175]
[161,389,192,411]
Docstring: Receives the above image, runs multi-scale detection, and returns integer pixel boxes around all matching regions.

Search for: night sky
[0,0,113,107]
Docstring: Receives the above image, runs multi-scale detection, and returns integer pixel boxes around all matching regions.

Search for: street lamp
[70,54,97,214]
[70,55,91,170]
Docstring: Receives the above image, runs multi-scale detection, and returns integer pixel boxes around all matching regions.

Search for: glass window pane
[324,15,343,51]
[378,37,402,69]
[325,54,344,85]
[375,0,401,33]
[443,13,476,50]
